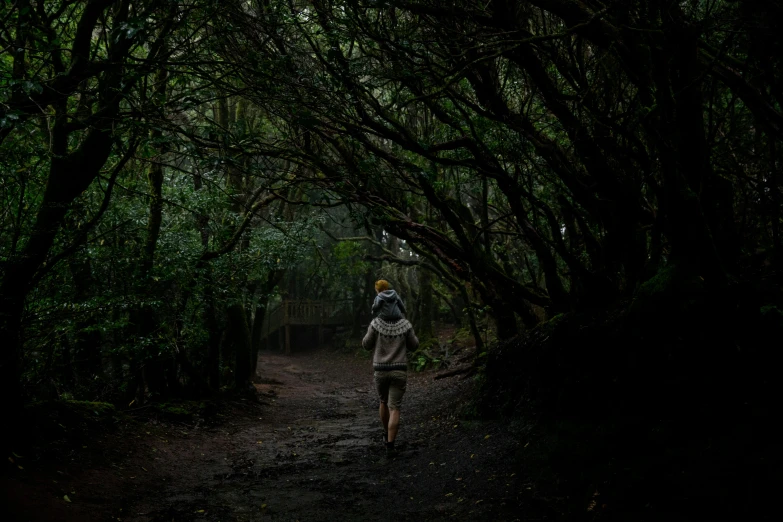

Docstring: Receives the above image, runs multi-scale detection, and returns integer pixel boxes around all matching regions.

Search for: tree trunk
[250,305,266,377]
[418,267,435,339]
[457,284,485,354]
[226,303,253,392]
[69,253,104,384]
[204,268,222,391]
[493,306,518,341]
[433,286,461,325]
[136,64,168,400]
[0,113,117,413]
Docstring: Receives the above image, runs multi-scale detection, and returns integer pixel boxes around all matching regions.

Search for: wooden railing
[261,299,353,352]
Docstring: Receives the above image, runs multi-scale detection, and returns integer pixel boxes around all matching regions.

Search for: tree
[204,0,781,338]
[0,0,187,410]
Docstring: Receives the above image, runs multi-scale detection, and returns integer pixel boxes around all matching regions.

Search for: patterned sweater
[362,317,419,371]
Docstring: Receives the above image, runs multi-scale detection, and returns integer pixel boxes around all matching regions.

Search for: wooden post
[285,324,291,354]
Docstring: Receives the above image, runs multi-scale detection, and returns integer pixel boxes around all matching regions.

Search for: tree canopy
[1,0,781,407]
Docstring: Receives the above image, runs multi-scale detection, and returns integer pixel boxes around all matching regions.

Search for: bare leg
[387,409,400,443]
[379,402,390,435]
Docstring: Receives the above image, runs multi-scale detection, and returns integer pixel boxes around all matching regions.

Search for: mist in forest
[1,1,780,520]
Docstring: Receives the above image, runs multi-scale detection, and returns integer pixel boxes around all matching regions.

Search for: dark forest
[1,1,781,520]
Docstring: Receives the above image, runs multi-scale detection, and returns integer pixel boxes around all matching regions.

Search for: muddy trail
[5,349,547,521]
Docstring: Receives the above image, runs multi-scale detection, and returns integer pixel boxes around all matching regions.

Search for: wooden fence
[261,299,353,353]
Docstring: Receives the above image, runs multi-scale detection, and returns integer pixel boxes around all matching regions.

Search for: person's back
[371,282,406,321]
[363,281,419,457]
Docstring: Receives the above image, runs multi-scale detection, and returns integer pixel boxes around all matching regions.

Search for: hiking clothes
[362,317,419,371]
[374,370,407,410]
[371,289,407,321]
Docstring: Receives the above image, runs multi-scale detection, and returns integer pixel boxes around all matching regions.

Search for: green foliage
[332,241,371,276]
[409,337,443,372]
[2,0,781,414]
[637,264,680,298]
[412,354,430,372]
[760,305,783,328]
[63,400,116,416]
[631,263,706,326]
[450,327,475,348]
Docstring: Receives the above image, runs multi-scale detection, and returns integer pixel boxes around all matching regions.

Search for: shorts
[373,370,407,410]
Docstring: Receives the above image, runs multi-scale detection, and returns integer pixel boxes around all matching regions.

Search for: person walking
[363,280,419,457]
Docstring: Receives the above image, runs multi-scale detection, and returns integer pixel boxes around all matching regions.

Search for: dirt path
[5,349,544,521]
